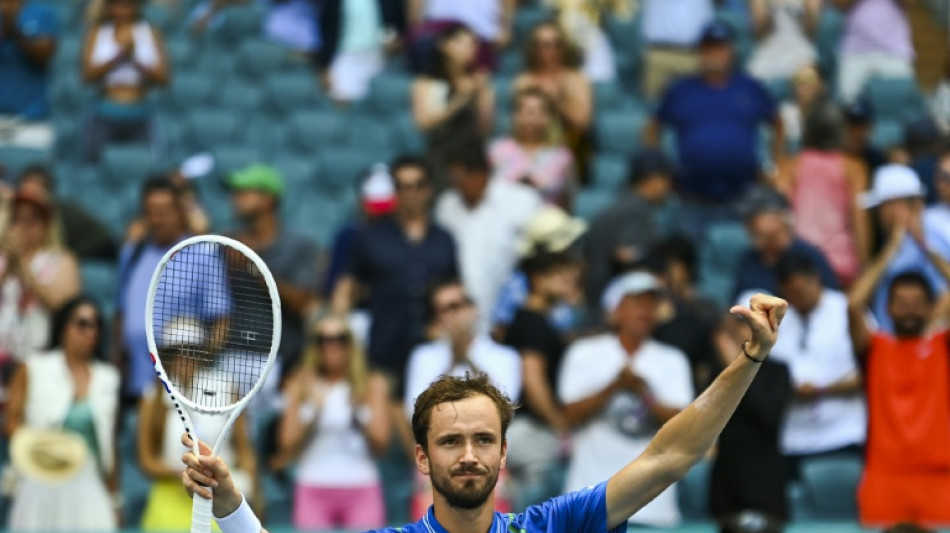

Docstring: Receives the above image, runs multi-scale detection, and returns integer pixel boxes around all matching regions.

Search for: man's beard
[430,465,499,510]
[894,315,926,338]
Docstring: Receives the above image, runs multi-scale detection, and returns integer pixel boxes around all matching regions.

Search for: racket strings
[153,241,275,410]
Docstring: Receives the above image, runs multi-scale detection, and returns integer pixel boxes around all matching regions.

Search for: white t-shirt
[436,180,542,332]
[925,204,950,249]
[558,334,693,527]
[296,381,379,487]
[424,0,502,40]
[404,335,522,419]
[768,289,867,454]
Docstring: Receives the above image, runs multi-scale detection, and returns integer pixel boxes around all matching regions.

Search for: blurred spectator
[409,0,513,68]
[559,271,692,528]
[322,164,396,301]
[264,0,320,55]
[0,188,81,367]
[138,319,257,531]
[848,242,950,526]
[711,310,791,532]
[403,278,521,518]
[640,0,713,100]
[647,236,720,392]
[859,164,950,333]
[114,178,189,403]
[779,100,870,286]
[8,165,117,260]
[515,22,593,178]
[491,206,585,336]
[645,21,783,242]
[843,99,887,174]
[275,315,389,530]
[228,164,322,381]
[503,251,575,509]
[924,151,950,245]
[489,88,576,208]
[930,55,950,135]
[332,156,458,391]
[583,150,674,311]
[0,0,58,149]
[435,139,542,331]
[412,24,494,186]
[315,0,405,103]
[779,65,826,151]
[768,253,866,469]
[81,0,169,163]
[124,158,212,245]
[187,0,247,34]
[903,116,943,204]
[546,0,633,82]
[884,525,938,533]
[4,297,119,531]
[746,0,819,81]
[405,278,521,416]
[836,0,914,103]
[733,188,838,298]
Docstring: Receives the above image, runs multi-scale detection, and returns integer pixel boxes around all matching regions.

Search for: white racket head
[144,235,282,442]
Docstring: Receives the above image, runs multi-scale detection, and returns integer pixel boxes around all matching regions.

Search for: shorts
[859,469,950,527]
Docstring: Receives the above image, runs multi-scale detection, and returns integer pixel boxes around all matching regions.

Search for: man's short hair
[140,175,182,204]
[411,373,515,451]
[390,155,431,184]
[424,277,466,324]
[443,136,490,174]
[17,164,55,192]
[888,271,936,304]
[774,251,820,285]
[521,250,573,290]
[646,235,699,282]
[628,149,673,187]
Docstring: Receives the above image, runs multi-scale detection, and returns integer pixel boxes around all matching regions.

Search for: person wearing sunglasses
[275,315,390,531]
[5,296,120,531]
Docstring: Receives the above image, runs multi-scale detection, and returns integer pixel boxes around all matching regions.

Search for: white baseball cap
[517,206,587,257]
[161,317,205,348]
[601,271,662,314]
[859,164,926,208]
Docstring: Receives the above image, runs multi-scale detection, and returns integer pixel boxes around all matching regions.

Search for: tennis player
[182,293,788,533]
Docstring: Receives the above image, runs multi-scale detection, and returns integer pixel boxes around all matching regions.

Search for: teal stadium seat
[594,82,625,112]
[219,82,263,114]
[80,260,118,319]
[52,34,82,73]
[342,116,395,156]
[498,49,524,76]
[164,38,199,70]
[0,147,51,179]
[213,144,264,178]
[366,74,413,116]
[236,38,291,79]
[678,460,711,522]
[163,71,215,113]
[264,72,324,117]
[494,77,514,112]
[284,193,344,248]
[595,109,648,157]
[288,110,348,153]
[315,149,378,195]
[699,222,750,307]
[573,189,613,222]
[863,77,926,123]
[101,144,155,185]
[209,3,264,46]
[871,120,903,150]
[389,112,426,154]
[243,115,289,159]
[186,108,242,148]
[512,6,554,49]
[273,156,319,190]
[797,455,862,522]
[50,72,89,113]
[591,155,628,192]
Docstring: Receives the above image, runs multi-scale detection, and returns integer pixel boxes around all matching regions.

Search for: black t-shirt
[504,308,565,421]
[653,297,719,392]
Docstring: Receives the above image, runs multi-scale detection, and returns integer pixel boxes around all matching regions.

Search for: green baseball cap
[228,164,285,197]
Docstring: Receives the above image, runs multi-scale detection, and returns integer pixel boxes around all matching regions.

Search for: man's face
[144,190,184,245]
[876,197,922,231]
[417,395,505,510]
[231,189,274,222]
[393,165,431,216]
[699,42,734,77]
[888,284,932,338]
[432,284,477,341]
[612,292,659,339]
[448,165,488,207]
[779,274,822,315]
[747,212,792,260]
[935,157,950,205]
[0,0,23,17]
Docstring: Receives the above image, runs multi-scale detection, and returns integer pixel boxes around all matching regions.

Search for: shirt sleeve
[516,481,626,533]
[115,243,133,313]
[21,5,60,38]
[751,77,778,120]
[344,228,370,282]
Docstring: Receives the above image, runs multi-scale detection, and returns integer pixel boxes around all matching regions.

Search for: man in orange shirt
[848,222,950,528]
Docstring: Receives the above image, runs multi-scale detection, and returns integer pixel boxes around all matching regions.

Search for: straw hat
[10,428,88,484]
[517,206,587,257]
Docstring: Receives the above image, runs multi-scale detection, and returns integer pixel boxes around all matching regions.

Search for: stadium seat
[213,144,264,178]
[192,48,238,79]
[101,144,155,185]
[284,193,345,248]
[493,111,512,137]
[288,110,348,153]
[605,11,642,55]
[594,82,624,112]
[162,71,215,113]
[263,72,324,117]
[243,115,289,160]
[341,116,395,156]
[0,147,52,179]
[80,260,117,318]
[389,112,426,154]
[863,77,926,123]
[677,460,711,522]
[52,35,83,73]
[219,82,263,114]
[315,148,379,194]
[186,108,242,148]
[512,6,554,49]
[273,156,319,190]
[573,189,613,222]
[235,38,291,79]
[766,78,792,103]
[497,49,524,76]
[871,119,903,150]
[590,155,629,192]
[797,455,862,521]
[164,37,199,70]
[366,74,413,116]
[595,109,648,157]
[208,3,264,46]
[699,222,750,307]
[50,72,90,113]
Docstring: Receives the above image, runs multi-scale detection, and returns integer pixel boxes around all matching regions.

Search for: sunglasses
[314,333,350,346]
[436,298,472,315]
[396,180,428,192]
[71,318,98,330]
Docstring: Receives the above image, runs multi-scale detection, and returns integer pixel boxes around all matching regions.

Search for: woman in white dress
[747,0,820,81]
[5,297,120,531]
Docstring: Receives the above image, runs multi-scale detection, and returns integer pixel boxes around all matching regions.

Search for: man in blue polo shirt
[0,0,58,149]
[181,293,790,533]
[644,20,783,244]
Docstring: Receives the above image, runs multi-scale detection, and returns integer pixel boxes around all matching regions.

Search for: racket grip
[191,489,215,533]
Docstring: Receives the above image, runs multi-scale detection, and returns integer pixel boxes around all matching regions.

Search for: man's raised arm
[604,294,787,529]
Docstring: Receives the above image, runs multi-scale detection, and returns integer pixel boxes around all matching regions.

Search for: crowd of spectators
[1,0,950,532]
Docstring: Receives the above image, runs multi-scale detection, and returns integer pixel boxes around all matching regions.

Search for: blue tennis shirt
[369,482,625,533]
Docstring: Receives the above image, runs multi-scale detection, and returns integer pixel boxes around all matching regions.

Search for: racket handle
[191,489,215,533]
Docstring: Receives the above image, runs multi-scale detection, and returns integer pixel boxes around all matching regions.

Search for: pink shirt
[489,138,575,205]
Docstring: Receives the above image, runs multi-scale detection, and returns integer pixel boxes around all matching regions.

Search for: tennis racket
[145,235,281,533]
